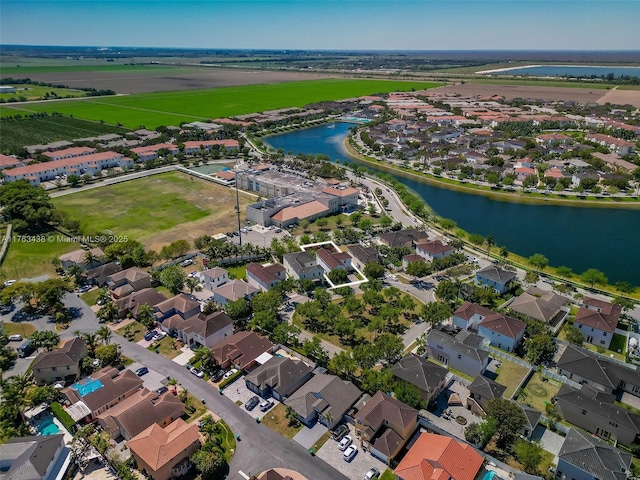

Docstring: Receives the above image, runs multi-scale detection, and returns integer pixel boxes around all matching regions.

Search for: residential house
[315,248,352,274]
[556,428,631,480]
[97,389,184,440]
[61,366,144,419]
[574,297,621,349]
[557,345,640,397]
[114,288,168,319]
[475,265,517,294]
[128,419,201,480]
[284,373,362,429]
[518,403,542,439]
[478,314,526,352]
[154,294,201,325]
[378,229,428,249]
[426,329,489,377]
[41,146,97,161]
[32,338,86,386]
[0,153,22,171]
[554,384,640,446]
[211,331,275,370]
[199,267,229,291]
[402,254,424,271]
[347,245,380,271]
[585,133,636,156]
[85,262,122,287]
[0,434,68,480]
[354,391,418,465]
[415,240,453,262]
[510,287,568,324]
[246,263,286,291]
[453,302,501,331]
[245,356,314,401]
[395,432,484,480]
[282,251,324,281]
[467,375,506,411]
[165,311,233,349]
[59,248,105,271]
[391,354,448,405]
[211,280,258,307]
[107,267,152,299]
[130,143,179,161]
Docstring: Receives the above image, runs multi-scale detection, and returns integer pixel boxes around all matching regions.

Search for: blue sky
[1,0,639,50]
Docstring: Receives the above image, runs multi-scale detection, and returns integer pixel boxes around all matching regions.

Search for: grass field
[493,360,529,399]
[1,79,442,128]
[260,403,303,439]
[0,64,161,74]
[2,322,36,338]
[0,115,130,153]
[518,371,562,413]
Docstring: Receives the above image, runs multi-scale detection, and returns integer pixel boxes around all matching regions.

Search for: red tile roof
[395,432,483,480]
[4,151,123,177]
[575,297,621,334]
[321,185,359,197]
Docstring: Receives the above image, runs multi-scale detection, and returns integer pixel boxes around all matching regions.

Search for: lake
[490,65,640,78]
[265,122,640,286]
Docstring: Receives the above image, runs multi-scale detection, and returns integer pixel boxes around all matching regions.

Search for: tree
[514,439,543,474]
[0,180,55,232]
[315,217,328,230]
[580,268,608,288]
[485,398,526,447]
[363,262,385,279]
[329,351,357,379]
[435,281,457,303]
[328,268,348,285]
[137,303,156,330]
[394,381,425,409]
[379,215,393,229]
[528,253,548,272]
[67,174,81,187]
[556,266,574,278]
[95,344,120,367]
[360,368,396,395]
[185,277,202,295]
[374,333,404,365]
[75,331,100,357]
[193,347,218,374]
[524,332,555,364]
[97,301,119,324]
[29,331,60,351]
[613,296,635,313]
[422,301,452,326]
[192,447,226,480]
[225,298,251,321]
[564,324,584,346]
[406,260,430,277]
[499,246,509,260]
[96,326,112,345]
[524,271,539,285]
[160,265,186,294]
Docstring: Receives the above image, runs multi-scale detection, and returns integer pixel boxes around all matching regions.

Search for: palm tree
[96,326,112,345]
[97,301,119,324]
[485,235,495,256]
[137,303,156,330]
[185,277,202,295]
[75,331,100,357]
[84,251,97,267]
[67,264,84,285]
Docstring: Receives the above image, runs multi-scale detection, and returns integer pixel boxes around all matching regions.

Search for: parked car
[180,259,193,267]
[4,279,17,287]
[245,396,260,411]
[144,332,156,342]
[211,370,225,382]
[223,368,238,379]
[154,332,167,341]
[338,435,353,451]
[8,334,22,342]
[331,424,349,441]
[190,367,204,378]
[134,367,149,376]
[77,285,92,293]
[343,445,357,462]
[259,399,274,412]
[155,386,168,395]
[364,468,380,480]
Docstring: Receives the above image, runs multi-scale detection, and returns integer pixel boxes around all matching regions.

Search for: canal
[264,122,640,286]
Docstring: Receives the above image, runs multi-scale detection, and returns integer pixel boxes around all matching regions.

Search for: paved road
[65,296,349,480]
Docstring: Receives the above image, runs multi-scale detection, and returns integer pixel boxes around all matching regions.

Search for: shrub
[218,370,243,389]
[51,402,76,433]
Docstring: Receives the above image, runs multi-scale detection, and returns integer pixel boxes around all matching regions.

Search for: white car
[223,368,238,379]
[343,445,357,462]
[190,367,204,378]
[259,399,274,412]
[8,334,22,341]
[3,280,16,287]
[338,435,352,451]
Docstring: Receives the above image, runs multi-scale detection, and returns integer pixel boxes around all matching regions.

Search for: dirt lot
[0,67,339,94]
[428,82,614,104]
[597,88,640,107]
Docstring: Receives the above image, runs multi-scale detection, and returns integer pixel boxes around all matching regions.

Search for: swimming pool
[72,377,103,396]
[37,418,60,436]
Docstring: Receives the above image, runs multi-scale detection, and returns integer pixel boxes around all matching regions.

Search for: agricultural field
[0,84,88,101]
[51,171,254,252]
[0,79,443,129]
[0,115,130,154]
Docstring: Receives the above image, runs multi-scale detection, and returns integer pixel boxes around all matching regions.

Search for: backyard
[259,403,304,439]
[492,359,530,399]
[517,371,562,413]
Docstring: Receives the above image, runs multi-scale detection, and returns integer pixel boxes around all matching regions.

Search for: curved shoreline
[343,137,640,210]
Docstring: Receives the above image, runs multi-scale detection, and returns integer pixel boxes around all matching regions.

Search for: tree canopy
[0,180,55,232]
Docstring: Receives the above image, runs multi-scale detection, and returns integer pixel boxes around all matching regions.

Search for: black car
[245,396,260,411]
[331,424,349,441]
[144,331,156,342]
[155,386,168,395]
[135,367,149,376]
[211,370,225,382]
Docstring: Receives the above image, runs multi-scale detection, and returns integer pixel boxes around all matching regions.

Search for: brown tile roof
[468,375,506,401]
[216,170,236,180]
[32,337,86,370]
[42,146,96,159]
[108,266,150,284]
[212,280,258,302]
[271,200,328,223]
[321,185,359,197]
[395,432,484,480]
[575,297,621,334]
[115,288,168,318]
[63,367,143,413]
[246,263,285,285]
[128,419,200,472]
[155,293,200,316]
[416,240,453,256]
[356,391,418,435]
[454,302,502,322]
[510,287,567,323]
[479,314,526,339]
[181,311,234,338]
[211,331,274,369]
[316,248,351,270]
[347,245,379,265]
[59,247,104,264]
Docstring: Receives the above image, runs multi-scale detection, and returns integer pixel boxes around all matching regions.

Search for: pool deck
[32,414,73,445]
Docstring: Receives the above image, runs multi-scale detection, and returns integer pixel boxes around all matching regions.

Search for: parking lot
[228,225,290,247]
[222,374,276,420]
[316,423,387,480]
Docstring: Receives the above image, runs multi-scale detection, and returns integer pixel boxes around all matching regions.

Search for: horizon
[1,1,639,51]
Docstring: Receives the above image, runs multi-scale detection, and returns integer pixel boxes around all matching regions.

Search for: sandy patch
[597,88,640,107]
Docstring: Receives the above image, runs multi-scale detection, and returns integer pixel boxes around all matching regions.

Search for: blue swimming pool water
[72,377,103,396]
[37,418,60,436]
[482,471,495,480]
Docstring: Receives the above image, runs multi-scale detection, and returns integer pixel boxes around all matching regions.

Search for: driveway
[531,424,564,462]
[424,380,481,439]
[316,423,387,480]
[292,421,327,449]
[222,375,276,420]
[125,363,167,392]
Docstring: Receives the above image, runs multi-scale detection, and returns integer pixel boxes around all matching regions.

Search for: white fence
[487,345,532,368]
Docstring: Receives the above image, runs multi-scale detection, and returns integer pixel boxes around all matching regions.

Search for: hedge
[51,402,76,432]
[218,370,243,390]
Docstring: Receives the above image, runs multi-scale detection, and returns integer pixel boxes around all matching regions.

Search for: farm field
[51,171,254,252]
[0,84,88,101]
[0,79,443,128]
[0,115,130,154]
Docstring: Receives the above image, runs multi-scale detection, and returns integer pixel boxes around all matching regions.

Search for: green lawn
[147,336,181,359]
[80,289,101,307]
[493,360,530,399]
[518,372,562,413]
[182,392,207,423]
[226,264,247,281]
[117,321,148,342]
[1,84,88,101]
[1,79,442,128]
[610,333,627,355]
[1,231,78,280]
[380,469,396,480]
[216,420,236,462]
[2,322,36,338]
[260,403,303,439]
